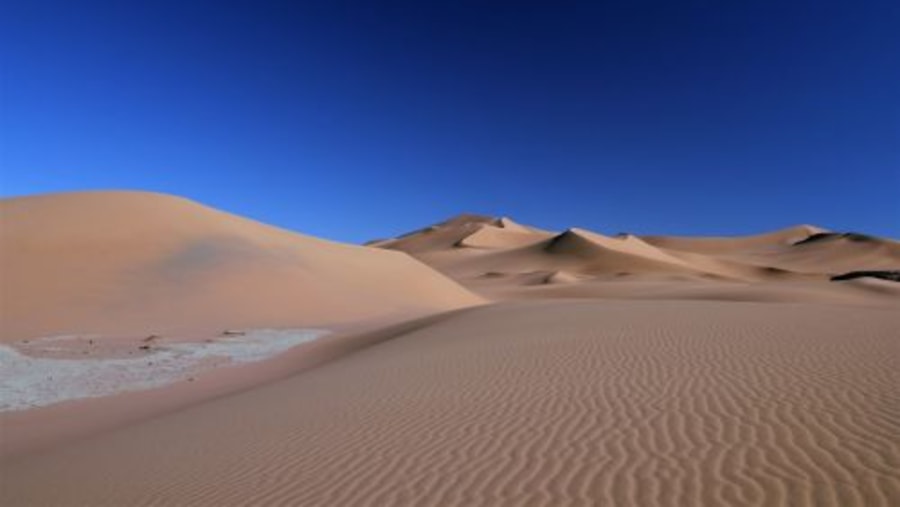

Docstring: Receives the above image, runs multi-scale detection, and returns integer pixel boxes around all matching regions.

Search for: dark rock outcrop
[830,270,900,282]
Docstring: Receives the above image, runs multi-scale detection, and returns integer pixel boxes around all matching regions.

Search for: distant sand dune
[544,228,696,271]
[375,215,900,296]
[767,234,900,273]
[3,301,897,506]
[456,223,549,249]
[643,227,900,275]
[641,225,827,254]
[378,214,553,253]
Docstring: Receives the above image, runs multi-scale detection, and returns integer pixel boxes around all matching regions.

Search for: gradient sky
[2,1,898,243]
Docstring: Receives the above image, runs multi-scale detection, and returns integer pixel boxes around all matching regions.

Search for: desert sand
[2,195,899,506]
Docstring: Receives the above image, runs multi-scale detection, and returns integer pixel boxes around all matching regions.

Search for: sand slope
[3,300,898,506]
[0,191,482,341]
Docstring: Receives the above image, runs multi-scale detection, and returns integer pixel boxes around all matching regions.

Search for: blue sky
[1,1,897,243]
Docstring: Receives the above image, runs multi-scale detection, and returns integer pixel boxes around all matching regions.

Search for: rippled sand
[3,300,898,506]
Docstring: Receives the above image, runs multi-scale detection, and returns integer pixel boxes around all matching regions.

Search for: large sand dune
[0,192,482,341]
[3,301,898,506]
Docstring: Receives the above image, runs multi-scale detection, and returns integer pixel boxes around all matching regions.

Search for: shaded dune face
[374,215,900,297]
[0,192,482,341]
[542,228,694,272]
[3,301,897,506]
[773,235,900,273]
[793,231,880,245]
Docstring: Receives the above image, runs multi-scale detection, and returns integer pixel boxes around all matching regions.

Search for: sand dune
[0,191,482,341]
[376,213,552,254]
[3,300,898,506]
[643,227,900,276]
[457,222,550,249]
[374,215,900,299]
[544,228,696,271]
[761,234,900,273]
[2,201,898,506]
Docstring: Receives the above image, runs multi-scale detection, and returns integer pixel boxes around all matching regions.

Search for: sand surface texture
[2,301,898,506]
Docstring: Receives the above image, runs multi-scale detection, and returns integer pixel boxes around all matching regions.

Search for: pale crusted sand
[0,329,327,411]
[2,301,898,506]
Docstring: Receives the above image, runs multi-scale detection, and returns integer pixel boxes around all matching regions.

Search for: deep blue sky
[2,1,898,242]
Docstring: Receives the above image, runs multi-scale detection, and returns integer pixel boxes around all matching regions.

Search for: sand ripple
[2,301,898,506]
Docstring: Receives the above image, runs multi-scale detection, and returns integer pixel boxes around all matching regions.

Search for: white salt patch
[0,329,328,411]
